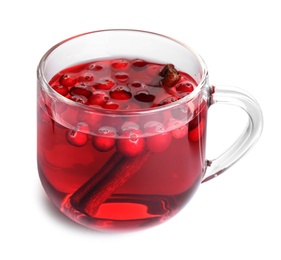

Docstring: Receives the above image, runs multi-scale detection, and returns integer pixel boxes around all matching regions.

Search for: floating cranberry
[167,119,188,139]
[69,85,92,98]
[52,84,69,96]
[176,82,194,94]
[188,118,205,142]
[89,63,103,71]
[145,121,172,153]
[158,96,178,106]
[77,111,102,131]
[132,59,147,69]
[92,127,116,152]
[59,74,77,87]
[188,114,201,130]
[134,91,155,103]
[116,129,145,157]
[88,91,109,106]
[66,123,89,147]
[172,124,188,139]
[115,73,129,82]
[95,79,116,90]
[70,95,88,104]
[109,86,132,100]
[78,72,94,84]
[129,81,145,88]
[111,59,129,70]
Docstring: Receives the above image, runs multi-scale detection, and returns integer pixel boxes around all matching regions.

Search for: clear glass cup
[37,29,263,231]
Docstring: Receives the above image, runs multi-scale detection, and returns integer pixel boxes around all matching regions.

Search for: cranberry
[172,125,188,139]
[92,126,116,152]
[88,91,109,106]
[111,59,129,70]
[95,79,116,90]
[176,82,194,94]
[145,121,172,153]
[115,73,129,82]
[77,111,102,131]
[188,118,205,142]
[129,81,145,88]
[109,86,132,100]
[78,72,94,84]
[158,96,178,106]
[89,63,103,71]
[134,91,155,103]
[116,129,145,157]
[189,114,201,130]
[132,59,148,69]
[70,95,88,104]
[69,85,92,98]
[52,84,69,96]
[59,74,77,87]
[66,123,89,147]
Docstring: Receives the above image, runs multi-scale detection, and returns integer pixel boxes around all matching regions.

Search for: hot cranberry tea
[37,58,208,231]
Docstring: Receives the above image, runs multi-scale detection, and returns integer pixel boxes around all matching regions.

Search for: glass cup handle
[202,85,263,183]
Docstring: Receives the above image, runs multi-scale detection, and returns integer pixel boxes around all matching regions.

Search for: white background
[1,0,279,259]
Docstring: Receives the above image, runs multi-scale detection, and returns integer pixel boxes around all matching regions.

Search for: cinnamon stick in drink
[70,151,150,217]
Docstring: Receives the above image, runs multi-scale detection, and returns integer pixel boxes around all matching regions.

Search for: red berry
[167,119,188,139]
[115,73,129,82]
[69,85,92,98]
[128,81,145,88]
[176,82,194,93]
[77,111,102,131]
[188,118,205,142]
[78,72,94,84]
[134,91,155,103]
[132,59,148,69]
[111,59,129,70]
[116,129,145,157]
[59,74,77,87]
[70,95,88,104]
[92,127,116,152]
[88,91,109,106]
[109,86,132,100]
[66,123,89,147]
[89,63,104,71]
[95,79,116,90]
[52,84,69,96]
[158,96,178,106]
[145,121,171,153]
[172,125,188,139]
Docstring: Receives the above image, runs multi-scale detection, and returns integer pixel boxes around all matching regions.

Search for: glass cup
[37,29,263,231]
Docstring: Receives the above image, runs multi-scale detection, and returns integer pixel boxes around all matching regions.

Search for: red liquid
[37,58,208,231]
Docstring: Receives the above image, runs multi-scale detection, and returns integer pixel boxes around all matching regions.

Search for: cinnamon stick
[70,151,150,217]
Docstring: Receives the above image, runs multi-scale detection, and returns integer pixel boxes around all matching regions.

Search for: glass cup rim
[37,29,209,116]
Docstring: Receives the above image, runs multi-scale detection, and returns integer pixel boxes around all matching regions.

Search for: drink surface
[37,58,208,231]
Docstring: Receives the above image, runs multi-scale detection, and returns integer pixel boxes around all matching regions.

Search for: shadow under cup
[37,30,260,231]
